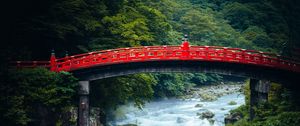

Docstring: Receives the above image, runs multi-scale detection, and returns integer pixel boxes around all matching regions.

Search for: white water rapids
[108,93,245,126]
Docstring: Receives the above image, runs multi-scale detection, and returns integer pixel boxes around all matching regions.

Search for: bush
[263,112,300,126]
[228,101,237,105]
[0,68,78,125]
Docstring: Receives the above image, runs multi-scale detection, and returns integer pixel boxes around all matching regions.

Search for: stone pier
[78,81,90,126]
[249,79,270,120]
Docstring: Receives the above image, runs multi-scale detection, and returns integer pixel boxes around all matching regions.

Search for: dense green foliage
[153,73,223,97]
[0,68,78,125]
[90,74,157,109]
[227,82,300,126]
[1,0,300,125]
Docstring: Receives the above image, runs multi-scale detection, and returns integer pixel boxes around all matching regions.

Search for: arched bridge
[15,41,300,81]
[13,41,300,126]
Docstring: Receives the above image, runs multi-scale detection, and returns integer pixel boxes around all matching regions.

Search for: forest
[1,0,300,125]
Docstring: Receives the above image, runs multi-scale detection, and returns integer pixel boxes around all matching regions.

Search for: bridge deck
[13,43,300,73]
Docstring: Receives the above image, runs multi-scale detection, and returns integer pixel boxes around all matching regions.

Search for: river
[108,93,245,126]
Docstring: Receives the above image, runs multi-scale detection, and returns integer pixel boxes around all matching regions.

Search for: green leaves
[228,81,300,126]
[221,1,289,53]
[0,68,78,125]
[103,12,153,44]
[152,73,222,97]
[4,96,30,125]
[101,1,172,47]
[222,2,255,30]
[180,9,216,36]
[90,73,157,109]
[153,73,185,97]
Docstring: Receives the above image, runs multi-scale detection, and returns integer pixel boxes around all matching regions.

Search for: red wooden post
[143,47,148,60]
[241,49,246,63]
[223,47,227,61]
[181,35,190,58]
[205,46,210,60]
[63,51,71,71]
[50,50,57,72]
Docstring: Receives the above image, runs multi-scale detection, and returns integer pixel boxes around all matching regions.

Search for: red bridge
[14,41,300,73]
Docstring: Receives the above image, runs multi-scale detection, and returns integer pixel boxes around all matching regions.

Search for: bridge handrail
[12,45,300,72]
[13,61,50,68]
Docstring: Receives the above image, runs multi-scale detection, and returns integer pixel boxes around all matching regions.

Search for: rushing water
[108,93,245,126]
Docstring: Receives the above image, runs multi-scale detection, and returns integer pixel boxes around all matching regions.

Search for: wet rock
[197,110,215,119]
[220,108,226,110]
[199,93,218,101]
[225,112,243,124]
[208,118,215,124]
[195,104,203,107]
[190,88,198,91]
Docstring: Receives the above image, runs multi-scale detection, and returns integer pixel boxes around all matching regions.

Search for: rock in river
[195,104,203,107]
[225,112,243,124]
[197,110,215,119]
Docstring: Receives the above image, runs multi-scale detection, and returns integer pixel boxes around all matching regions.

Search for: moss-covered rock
[228,101,237,105]
[225,112,243,124]
[197,110,215,119]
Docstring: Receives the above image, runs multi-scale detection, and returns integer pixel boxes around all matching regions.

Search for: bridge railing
[12,45,300,73]
[13,61,50,68]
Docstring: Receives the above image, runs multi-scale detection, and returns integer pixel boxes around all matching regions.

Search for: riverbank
[181,83,243,101]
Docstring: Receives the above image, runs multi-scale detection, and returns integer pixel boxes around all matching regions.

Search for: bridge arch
[72,60,299,84]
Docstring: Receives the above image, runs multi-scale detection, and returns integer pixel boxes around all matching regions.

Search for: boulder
[208,118,215,124]
[199,94,217,101]
[224,112,243,124]
[197,110,215,119]
[228,101,237,105]
[195,104,203,108]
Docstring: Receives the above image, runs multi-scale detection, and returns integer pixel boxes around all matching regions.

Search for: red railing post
[50,50,57,72]
[181,40,190,59]
[205,46,210,60]
[223,47,227,62]
[241,49,246,63]
[62,51,71,71]
[143,47,148,60]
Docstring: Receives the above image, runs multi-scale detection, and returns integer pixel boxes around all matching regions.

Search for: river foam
[108,93,244,126]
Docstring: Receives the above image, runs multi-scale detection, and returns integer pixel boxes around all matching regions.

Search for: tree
[221,2,256,30]
[102,8,154,47]
[0,68,78,125]
[180,9,218,43]
[90,74,157,109]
